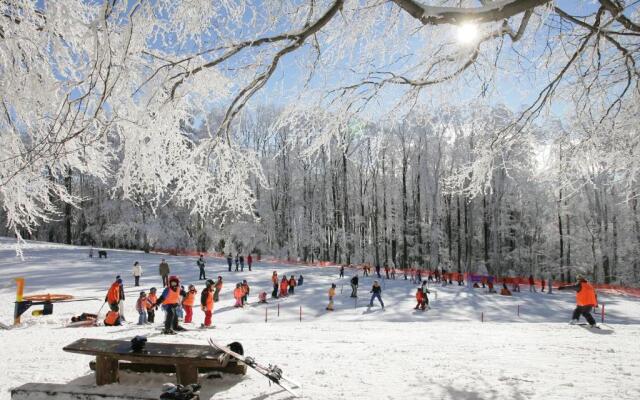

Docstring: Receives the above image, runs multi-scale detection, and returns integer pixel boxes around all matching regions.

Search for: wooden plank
[95,356,119,386]
[11,383,158,400]
[64,338,227,365]
[89,360,246,375]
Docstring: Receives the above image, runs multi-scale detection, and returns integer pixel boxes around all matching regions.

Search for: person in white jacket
[133,261,143,287]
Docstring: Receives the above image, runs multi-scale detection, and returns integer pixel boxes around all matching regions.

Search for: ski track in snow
[1,237,640,399]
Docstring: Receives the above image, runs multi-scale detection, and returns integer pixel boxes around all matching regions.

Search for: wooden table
[63,338,231,385]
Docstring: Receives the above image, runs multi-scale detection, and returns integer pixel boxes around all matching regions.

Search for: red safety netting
[149,247,640,297]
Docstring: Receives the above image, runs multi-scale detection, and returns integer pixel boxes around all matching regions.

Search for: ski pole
[96,301,106,317]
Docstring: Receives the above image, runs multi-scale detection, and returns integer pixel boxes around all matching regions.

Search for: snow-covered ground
[1,237,640,399]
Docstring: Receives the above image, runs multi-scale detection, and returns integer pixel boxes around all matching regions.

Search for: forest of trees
[4,102,638,286]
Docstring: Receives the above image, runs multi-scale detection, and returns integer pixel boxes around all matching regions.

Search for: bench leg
[175,364,198,385]
[95,356,119,385]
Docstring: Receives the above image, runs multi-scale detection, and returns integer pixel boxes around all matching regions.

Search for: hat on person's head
[140,291,146,296]
[150,287,157,292]
[576,274,586,281]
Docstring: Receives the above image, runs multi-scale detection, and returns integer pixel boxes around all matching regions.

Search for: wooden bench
[11,382,158,400]
[63,338,238,386]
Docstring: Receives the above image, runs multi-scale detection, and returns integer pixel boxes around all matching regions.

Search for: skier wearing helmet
[155,275,186,334]
[559,274,599,328]
[201,279,215,328]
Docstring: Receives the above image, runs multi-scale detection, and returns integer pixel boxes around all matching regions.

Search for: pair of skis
[207,338,300,397]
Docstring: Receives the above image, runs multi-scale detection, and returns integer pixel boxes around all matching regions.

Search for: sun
[457,22,478,44]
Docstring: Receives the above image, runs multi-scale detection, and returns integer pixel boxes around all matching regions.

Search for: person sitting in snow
[71,313,97,323]
[258,291,268,303]
[103,310,121,326]
[500,283,512,296]
[327,283,336,311]
[559,275,599,328]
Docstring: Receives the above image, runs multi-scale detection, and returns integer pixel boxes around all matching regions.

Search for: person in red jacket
[559,275,599,328]
[414,288,424,310]
[182,284,197,323]
[280,275,289,297]
[541,277,546,292]
[288,275,296,295]
[528,274,536,292]
[201,279,214,327]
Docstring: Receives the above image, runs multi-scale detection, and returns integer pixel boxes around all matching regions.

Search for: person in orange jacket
[288,275,296,295]
[280,275,289,297]
[105,278,121,312]
[146,287,158,323]
[327,284,336,311]
[271,271,279,298]
[214,276,223,302]
[233,283,244,307]
[201,279,214,327]
[104,309,121,326]
[155,275,186,334]
[241,280,250,305]
[182,284,197,323]
[559,275,599,328]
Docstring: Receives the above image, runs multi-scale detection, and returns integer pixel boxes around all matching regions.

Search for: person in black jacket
[369,281,384,309]
[350,275,359,297]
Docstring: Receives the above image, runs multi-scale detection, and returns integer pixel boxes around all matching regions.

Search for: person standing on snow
[327,284,336,311]
[135,291,148,325]
[182,284,197,324]
[547,273,553,294]
[339,265,345,278]
[247,254,253,271]
[197,255,206,280]
[155,275,186,334]
[350,275,359,298]
[132,261,142,287]
[528,274,536,292]
[213,276,223,302]
[105,277,121,312]
[159,259,170,287]
[201,279,214,328]
[369,280,385,309]
[421,281,431,310]
[227,253,233,272]
[116,275,126,321]
[288,275,296,295]
[559,275,599,328]
[147,287,158,323]
[271,271,279,298]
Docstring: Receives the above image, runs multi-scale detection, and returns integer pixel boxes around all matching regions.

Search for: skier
[241,280,250,305]
[233,283,244,307]
[239,255,245,271]
[391,267,396,280]
[155,275,186,334]
[369,280,384,309]
[559,275,599,328]
[183,284,197,323]
[421,280,431,310]
[362,265,369,277]
[135,291,148,325]
[350,275,359,297]
[339,265,345,278]
[235,254,240,271]
[258,291,267,303]
[201,279,214,328]
[105,277,121,312]
[376,263,382,278]
[116,275,126,321]
[132,261,142,287]
[227,253,233,272]
[327,283,336,311]
[528,274,536,292]
[288,275,296,295]
[159,258,170,287]
[147,287,158,323]
[414,288,424,310]
[197,255,206,280]
[280,275,289,297]
[384,263,390,279]
[298,275,304,286]
[214,276,223,302]
[271,271,279,298]
[247,254,253,271]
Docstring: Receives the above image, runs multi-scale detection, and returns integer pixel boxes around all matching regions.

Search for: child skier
[103,309,121,326]
[183,284,197,323]
[214,276,223,302]
[241,280,250,305]
[258,291,267,303]
[280,276,289,297]
[155,275,186,334]
[369,281,384,309]
[233,283,244,307]
[147,287,157,323]
[421,281,431,310]
[298,275,304,286]
[559,275,599,328]
[414,288,424,310]
[350,275,359,297]
[288,275,296,295]
[197,255,206,280]
[135,291,148,325]
[327,284,336,311]
[272,271,279,298]
[201,279,214,328]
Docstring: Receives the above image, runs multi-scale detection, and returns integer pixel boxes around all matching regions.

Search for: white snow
[1,237,640,399]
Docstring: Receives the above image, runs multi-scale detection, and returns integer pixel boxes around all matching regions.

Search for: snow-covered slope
[1,238,639,399]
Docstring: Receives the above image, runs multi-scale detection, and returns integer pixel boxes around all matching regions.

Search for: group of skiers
[226,253,253,272]
[270,271,303,299]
